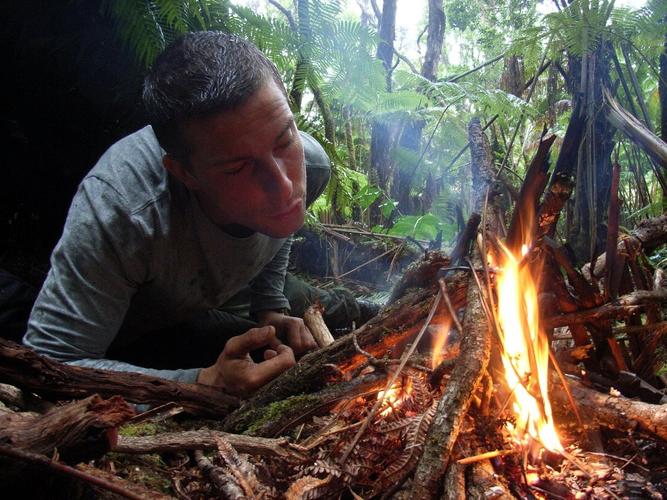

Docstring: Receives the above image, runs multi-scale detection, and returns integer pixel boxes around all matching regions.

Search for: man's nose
[262,156,294,199]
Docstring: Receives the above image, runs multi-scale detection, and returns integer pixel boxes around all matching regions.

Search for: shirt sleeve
[23,177,200,384]
[249,237,292,313]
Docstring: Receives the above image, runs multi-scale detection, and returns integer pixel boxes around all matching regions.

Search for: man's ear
[163,154,199,191]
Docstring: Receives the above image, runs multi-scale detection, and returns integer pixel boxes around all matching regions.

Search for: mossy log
[222,255,468,435]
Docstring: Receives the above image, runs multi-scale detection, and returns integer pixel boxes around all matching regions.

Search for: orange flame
[430,319,453,370]
[495,237,563,453]
[377,377,413,417]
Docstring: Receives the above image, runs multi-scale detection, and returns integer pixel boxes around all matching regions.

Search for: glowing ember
[495,237,563,453]
[377,377,413,417]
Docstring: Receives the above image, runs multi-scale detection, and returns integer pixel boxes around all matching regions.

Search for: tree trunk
[568,44,616,262]
[376,0,396,90]
[369,0,398,225]
[289,0,310,112]
[393,0,445,215]
[660,21,667,207]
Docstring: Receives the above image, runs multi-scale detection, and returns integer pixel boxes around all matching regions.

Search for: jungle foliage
[37,0,667,255]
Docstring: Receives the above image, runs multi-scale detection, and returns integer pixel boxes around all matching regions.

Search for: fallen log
[583,214,667,279]
[554,377,667,442]
[545,288,667,329]
[0,339,239,417]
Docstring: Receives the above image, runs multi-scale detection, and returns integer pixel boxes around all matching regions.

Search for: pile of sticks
[1,116,666,498]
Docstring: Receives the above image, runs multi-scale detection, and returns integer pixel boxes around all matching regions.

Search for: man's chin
[263,212,305,238]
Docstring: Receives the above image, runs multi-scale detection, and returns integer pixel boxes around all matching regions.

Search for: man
[23,32,330,395]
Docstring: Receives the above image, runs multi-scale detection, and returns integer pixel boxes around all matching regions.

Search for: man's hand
[255,310,317,355]
[197,326,295,394]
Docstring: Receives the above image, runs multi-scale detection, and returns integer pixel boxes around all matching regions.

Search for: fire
[430,319,453,369]
[377,377,413,417]
[495,240,563,453]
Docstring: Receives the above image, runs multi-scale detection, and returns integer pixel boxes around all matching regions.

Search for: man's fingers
[249,345,296,388]
[287,324,317,354]
[224,326,276,357]
[302,324,318,350]
[264,349,278,360]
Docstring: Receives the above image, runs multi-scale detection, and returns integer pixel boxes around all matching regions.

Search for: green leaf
[355,185,381,210]
[380,199,398,218]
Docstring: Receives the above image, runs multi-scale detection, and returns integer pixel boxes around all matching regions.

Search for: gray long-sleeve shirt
[24,126,298,383]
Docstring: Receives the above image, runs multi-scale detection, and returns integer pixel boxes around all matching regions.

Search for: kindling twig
[437,278,464,334]
[338,291,442,464]
[456,449,517,465]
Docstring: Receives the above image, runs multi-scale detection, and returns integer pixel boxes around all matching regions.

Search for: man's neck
[221,223,255,238]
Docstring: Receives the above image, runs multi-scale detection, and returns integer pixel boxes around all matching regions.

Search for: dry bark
[506,133,556,252]
[553,377,667,441]
[115,430,306,461]
[0,394,134,463]
[0,339,238,417]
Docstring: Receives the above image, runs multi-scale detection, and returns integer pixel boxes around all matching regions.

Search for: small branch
[268,0,296,31]
[456,449,517,465]
[443,53,505,83]
[115,430,306,461]
[335,244,401,279]
[393,47,420,74]
[304,305,335,347]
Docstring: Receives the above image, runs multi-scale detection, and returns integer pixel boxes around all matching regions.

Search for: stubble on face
[174,80,307,238]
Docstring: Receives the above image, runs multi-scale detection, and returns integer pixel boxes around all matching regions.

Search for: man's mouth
[272,198,303,219]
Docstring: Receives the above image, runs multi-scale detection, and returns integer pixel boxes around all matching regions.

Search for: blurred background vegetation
[1,0,666,280]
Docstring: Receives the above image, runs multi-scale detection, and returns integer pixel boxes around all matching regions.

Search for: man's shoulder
[84,126,177,214]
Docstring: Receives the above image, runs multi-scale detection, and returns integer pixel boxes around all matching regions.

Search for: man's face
[166,80,306,238]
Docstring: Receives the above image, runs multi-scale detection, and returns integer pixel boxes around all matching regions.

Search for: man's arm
[23,177,201,384]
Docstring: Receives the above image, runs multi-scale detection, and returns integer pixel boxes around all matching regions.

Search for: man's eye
[276,137,294,150]
[221,161,249,175]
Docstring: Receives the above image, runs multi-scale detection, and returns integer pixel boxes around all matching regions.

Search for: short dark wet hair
[142,31,286,159]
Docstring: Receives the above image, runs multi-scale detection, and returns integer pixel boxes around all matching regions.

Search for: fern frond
[370,401,438,496]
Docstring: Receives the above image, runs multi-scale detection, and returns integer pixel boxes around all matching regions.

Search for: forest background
[1,0,666,285]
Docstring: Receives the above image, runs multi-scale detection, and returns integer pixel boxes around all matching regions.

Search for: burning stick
[456,449,517,465]
[338,291,442,464]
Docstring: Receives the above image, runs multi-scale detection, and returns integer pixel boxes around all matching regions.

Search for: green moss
[244,394,321,436]
[118,421,162,437]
